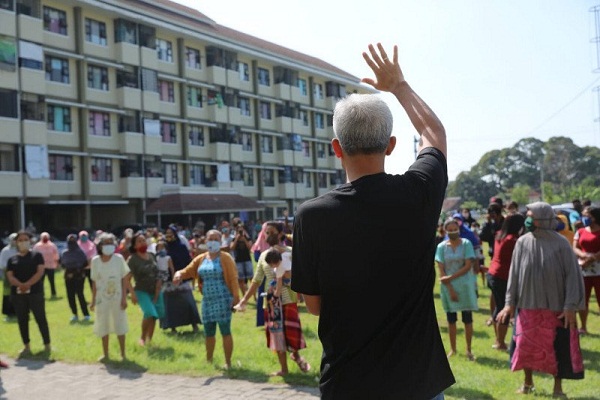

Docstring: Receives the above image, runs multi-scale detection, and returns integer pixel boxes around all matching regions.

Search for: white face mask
[102,244,116,256]
[17,241,30,252]
[206,240,221,253]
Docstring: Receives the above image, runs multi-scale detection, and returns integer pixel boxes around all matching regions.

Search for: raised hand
[361,43,405,93]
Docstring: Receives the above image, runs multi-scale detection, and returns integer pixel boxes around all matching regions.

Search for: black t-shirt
[233,233,252,262]
[6,251,45,295]
[292,147,455,399]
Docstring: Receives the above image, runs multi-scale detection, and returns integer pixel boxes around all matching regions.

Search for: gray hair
[333,94,393,156]
[97,232,117,244]
[206,229,222,240]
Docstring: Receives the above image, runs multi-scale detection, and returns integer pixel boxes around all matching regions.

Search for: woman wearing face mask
[162,226,201,333]
[573,207,600,335]
[90,233,131,361]
[6,231,51,356]
[486,213,525,351]
[435,219,478,361]
[497,202,585,397]
[78,230,97,291]
[174,229,239,368]
[128,232,165,346]
[61,234,90,322]
[32,232,59,299]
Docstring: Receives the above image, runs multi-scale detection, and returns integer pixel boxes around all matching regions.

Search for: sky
[175,0,600,181]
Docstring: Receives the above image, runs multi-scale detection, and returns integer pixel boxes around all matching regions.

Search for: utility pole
[590,5,600,134]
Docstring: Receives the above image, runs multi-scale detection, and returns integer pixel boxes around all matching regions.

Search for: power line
[524,76,600,137]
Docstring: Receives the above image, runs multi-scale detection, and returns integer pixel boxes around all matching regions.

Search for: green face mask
[524,216,536,233]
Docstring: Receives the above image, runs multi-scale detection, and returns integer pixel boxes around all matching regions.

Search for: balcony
[0,118,20,143]
[227,107,240,126]
[90,180,120,196]
[316,157,328,169]
[230,143,242,161]
[142,91,160,113]
[188,144,210,159]
[20,69,45,94]
[119,132,143,154]
[0,9,16,36]
[140,46,158,70]
[276,116,293,133]
[279,182,295,199]
[120,177,145,198]
[26,176,49,197]
[261,152,276,164]
[114,42,140,65]
[208,106,228,124]
[294,152,312,167]
[144,134,162,156]
[291,86,309,104]
[18,14,43,44]
[274,83,291,101]
[277,150,295,165]
[186,105,209,120]
[226,69,240,89]
[292,119,310,136]
[206,66,226,86]
[210,142,230,162]
[0,172,23,197]
[325,97,339,110]
[117,87,142,110]
[23,120,47,145]
[49,180,80,196]
[146,177,163,198]
[329,157,342,170]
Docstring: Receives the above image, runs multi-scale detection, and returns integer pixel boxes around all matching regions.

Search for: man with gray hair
[292,43,453,399]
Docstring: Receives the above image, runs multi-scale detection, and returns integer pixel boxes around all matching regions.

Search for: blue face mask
[207,240,221,253]
[582,217,591,227]
[157,250,166,257]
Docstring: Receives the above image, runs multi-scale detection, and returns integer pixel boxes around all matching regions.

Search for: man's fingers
[377,43,389,63]
[368,44,385,66]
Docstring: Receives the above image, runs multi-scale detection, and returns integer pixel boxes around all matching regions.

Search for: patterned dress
[198,256,233,323]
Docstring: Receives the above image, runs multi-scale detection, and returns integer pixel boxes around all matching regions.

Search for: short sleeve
[90,257,98,281]
[281,252,292,272]
[570,211,580,225]
[291,210,320,295]
[435,242,445,263]
[574,229,581,242]
[463,240,476,259]
[252,252,266,284]
[34,252,44,266]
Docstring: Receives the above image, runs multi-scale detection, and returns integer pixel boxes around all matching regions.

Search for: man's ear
[385,136,396,156]
[331,138,344,158]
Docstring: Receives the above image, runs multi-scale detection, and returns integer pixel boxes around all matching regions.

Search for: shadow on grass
[14,350,56,370]
[473,355,510,369]
[302,326,318,340]
[161,329,204,342]
[581,347,600,372]
[103,359,147,379]
[445,386,496,400]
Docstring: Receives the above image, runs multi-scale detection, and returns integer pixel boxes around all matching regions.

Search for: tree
[510,184,532,206]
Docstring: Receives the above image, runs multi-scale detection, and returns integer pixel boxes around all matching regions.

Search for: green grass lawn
[1,268,599,399]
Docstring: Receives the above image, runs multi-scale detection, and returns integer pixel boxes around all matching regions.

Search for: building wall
[0,0,366,232]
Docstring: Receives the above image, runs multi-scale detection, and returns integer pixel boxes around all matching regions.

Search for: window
[190,164,206,185]
[206,46,237,70]
[317,143,326,158]
[162,162,178,184]
[274,67,297,85]
[16,0,40,17]
[314,83,324,99]
[0,0,14,11]
[91,158,112,182]
[120,156,142,177]
[262,169,274,187]
[0,35,16,71]
[161,121,176,143]
[302,141,310,157]
[238,97,250,116]
[119,111,140,133]
[305,172,312,188]
[209,126,228,143]
[230,163,242,181]
[43,6,67,35]
[89,111,110,136]
[114,19,137,44]
[326,81,346,98]
[242,133,252,151]
[18,41,42,70]
[47,105,71,132]
[330,171,344,186]
[290,134,302,151]
[156,39,173,62]
[139,25,155,48]
[261,136,273,153]
[0,89,18,118]
[0,144,18,171]
[238,62,249,81]
[116,65,138,88]
[85,18,107,46]
[276,102,294,118]
[189,125,204,146]
[207,90,223,106]
[185,47,200,69]
[297,78,307,96]
[318,172,327,188]
[259,101,271,120]
[187,86,202,108]
[44,56,69,83]
[298,110,308,126]
[257,68,270,86]
[144,160,162,177]
[292,167,304,184]
[279,166,292,184]
[49,154,73,181]
[141,68,158,92]
[87,65,108,91]
[20,93,44,120]
[243,168,254,186]
[159,80,174,102]
[315,113,324,129]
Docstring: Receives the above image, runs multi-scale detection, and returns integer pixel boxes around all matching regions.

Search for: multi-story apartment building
[0,0,371,233]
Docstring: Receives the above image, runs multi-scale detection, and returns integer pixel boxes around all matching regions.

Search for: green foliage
[460,200,481,210]
[2,267,599,399]
[509,184,531,205]
[449,137,600,205]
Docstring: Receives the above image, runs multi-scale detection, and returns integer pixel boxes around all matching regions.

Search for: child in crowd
[155,240,174,283]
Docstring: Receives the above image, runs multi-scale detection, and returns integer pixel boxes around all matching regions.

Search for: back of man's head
[333,94,393,156]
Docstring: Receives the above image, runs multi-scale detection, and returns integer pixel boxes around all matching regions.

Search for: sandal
[290,353,311,373]
[269,370,287,376]
[466,352,476,361]
[516,385,534,394]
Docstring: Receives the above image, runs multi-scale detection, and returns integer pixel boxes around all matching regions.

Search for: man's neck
[343,154,386,183]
